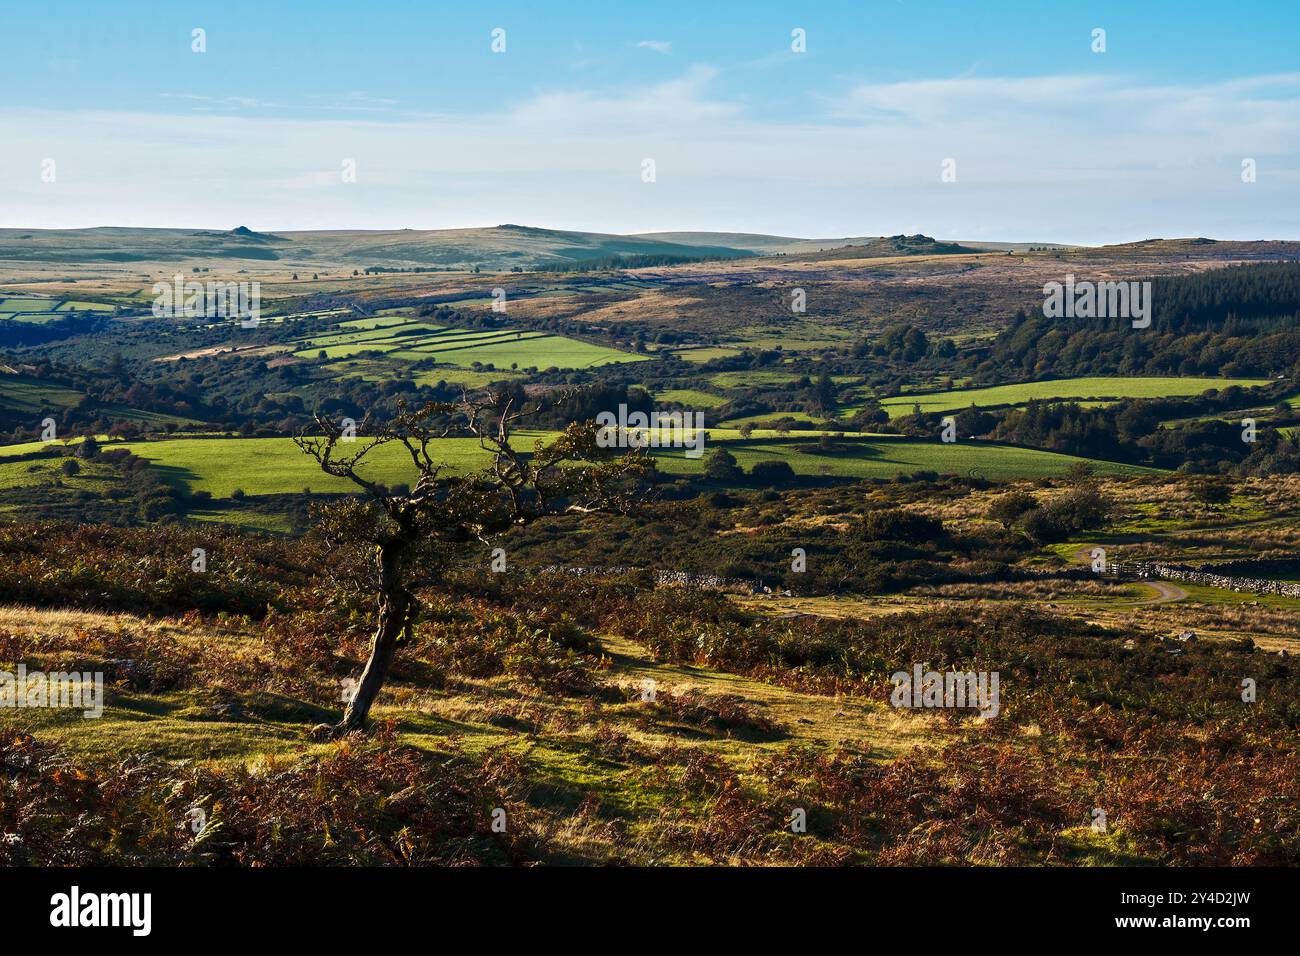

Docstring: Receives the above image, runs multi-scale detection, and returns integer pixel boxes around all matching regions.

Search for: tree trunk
[337,543,410,733]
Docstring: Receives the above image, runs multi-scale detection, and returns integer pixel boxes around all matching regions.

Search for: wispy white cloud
[330,92,402,111]
[4,70,1298,242]
[829,72,1300,138]
[634,40,673,55]
[160,91,403,114]
[509,65,733,131]
[160,93,274,110]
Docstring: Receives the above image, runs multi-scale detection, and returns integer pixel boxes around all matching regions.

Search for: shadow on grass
[146,462,200,495]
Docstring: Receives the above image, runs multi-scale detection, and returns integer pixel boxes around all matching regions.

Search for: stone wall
[1112,561,1300,598]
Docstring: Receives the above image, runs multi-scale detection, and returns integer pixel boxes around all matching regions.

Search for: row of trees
[969,263,1300,379]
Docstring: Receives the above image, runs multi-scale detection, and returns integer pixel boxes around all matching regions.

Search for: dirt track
[1135,580,1189,604]
[1070,544,1188,605]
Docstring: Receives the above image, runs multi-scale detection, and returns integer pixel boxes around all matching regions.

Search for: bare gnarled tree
[295,393,652,734]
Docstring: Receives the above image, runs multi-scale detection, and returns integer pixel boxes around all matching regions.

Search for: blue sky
[3,0,1299,241]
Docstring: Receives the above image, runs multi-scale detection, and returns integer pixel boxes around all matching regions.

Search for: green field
[288,316,645,370]
[414,335,642,369]
[56,300,115,312]
[0,432,1155,502]
[106,436,532,497]
[656,437,1156,480]
[0,455,120,499]
[331,359,522,389]
[0,297,61,311]
[673,347,743,363]
[0,372,200,426]
[0,294,114,322]
[653,388,728,408]
[710,370,859,389]
[337,316,414,330]
[292,322,445,350]
[720,410,829,428]
[0,373,84,413]
[876,376,1272,419]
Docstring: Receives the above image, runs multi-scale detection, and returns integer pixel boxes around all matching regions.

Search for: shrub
[860,508,945,543]
[750,460,795,485]
[987,490,1038,528]
[1019,507,1068,543]
[703,447,744,482]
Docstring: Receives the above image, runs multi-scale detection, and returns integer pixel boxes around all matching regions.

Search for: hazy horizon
[5,223,1298,249]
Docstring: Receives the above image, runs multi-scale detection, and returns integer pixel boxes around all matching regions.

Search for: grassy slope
[0,603,941,869]
[0,372,198,425]
[0,604,930,769]
[394,335,647,369]
[0,373,83,412]
[0,225,757,271]
[0,432,1154,502]
[114,436,520,497]
[652,436,1155,480]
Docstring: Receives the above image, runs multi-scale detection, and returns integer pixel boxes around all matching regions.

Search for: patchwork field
[331,358,523,389]
[876,376,1273,418]
[0,293,115,322]
[287,315,646,370]
[710,373,1224,429]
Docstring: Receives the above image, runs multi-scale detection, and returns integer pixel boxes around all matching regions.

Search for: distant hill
[0,225,757,271]
[0,225,989,272]
[949,240,1079,252]
[1072,238,1300,261]
[631,231,879,255]
[788,234,979,262]
[5,225,1297,274]
[189,226,290,244]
